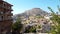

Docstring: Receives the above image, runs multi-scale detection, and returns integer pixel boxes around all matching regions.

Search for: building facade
[0,0,13,34]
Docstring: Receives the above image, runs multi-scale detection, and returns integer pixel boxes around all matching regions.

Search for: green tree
[12,18,23,34]
[24,26,36,33]
[48,5,60,34]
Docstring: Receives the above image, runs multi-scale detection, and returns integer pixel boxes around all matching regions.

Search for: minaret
[0,0,13,34]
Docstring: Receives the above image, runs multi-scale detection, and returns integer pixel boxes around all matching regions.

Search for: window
[0,12,3,14]
[0,16,3,21]
[1,12,3,14]
[6,11,11,14]
[0,4,2,7]
[8,6,11,9]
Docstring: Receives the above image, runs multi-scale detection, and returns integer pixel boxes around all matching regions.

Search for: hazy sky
[5,0,60,15]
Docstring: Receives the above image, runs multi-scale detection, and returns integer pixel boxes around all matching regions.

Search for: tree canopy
[48,5,60,34]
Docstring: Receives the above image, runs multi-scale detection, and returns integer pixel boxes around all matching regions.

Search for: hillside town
[0,0,60,34]
[13,13,53,33]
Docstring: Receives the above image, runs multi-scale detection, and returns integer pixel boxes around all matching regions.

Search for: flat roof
[1,0,13,6]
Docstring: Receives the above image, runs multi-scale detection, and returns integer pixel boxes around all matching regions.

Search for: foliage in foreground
[12,18,23,33]
[24,26,36,33]
[48,5,60,34]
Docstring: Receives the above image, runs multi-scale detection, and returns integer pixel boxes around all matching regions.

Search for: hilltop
[13,8,49,18]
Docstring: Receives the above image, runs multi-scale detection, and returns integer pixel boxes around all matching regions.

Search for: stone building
[0,0,13,34]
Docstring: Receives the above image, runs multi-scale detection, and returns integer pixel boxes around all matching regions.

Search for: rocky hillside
[13,8,49,19]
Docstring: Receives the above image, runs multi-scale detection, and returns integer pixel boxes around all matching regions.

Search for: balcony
[0,11,13,16]
[0,12,5,16]
[3,17,13,21]
[5,13,13,16]
[3,6,13,11]
[0,5,13,11]
[8,13,13,16]
[0,16,13,21]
